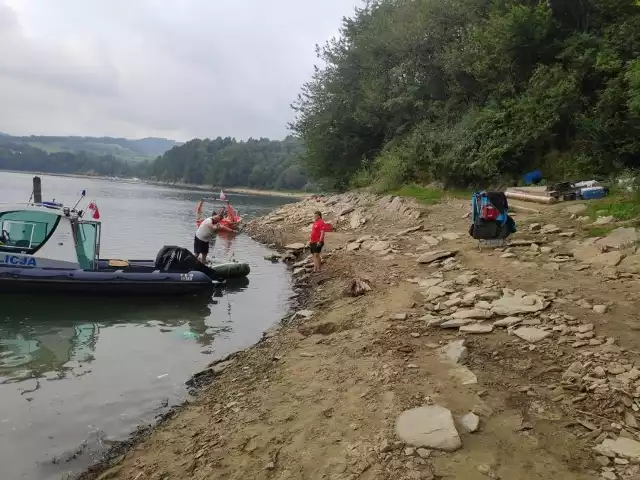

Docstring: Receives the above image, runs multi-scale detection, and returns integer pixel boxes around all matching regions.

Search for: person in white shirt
[193,215,237,263]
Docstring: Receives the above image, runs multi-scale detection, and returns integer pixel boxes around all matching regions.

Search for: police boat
[0,200,232,296]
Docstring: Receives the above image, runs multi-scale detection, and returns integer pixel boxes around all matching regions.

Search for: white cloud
[0,0,359,140]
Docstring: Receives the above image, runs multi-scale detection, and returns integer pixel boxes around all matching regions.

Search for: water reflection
[0,281,250,384]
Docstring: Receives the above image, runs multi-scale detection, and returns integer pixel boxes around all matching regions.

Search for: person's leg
[202,242,210,264]
[312,252,320,272]
[194,236,203,263]
[317,242,324,272]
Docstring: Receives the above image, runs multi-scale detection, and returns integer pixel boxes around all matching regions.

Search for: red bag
[481,205,499,221]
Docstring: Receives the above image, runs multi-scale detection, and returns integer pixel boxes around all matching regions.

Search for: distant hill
[0,134,180,162]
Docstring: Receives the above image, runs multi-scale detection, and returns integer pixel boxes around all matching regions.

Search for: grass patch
[586,226,615,237]
[393,184,472,205]
[393,184,444,204]
[585,195,640,220]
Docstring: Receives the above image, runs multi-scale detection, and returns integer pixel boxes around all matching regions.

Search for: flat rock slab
[441,232,461,241]
[454,273,478,285]
[571,245,601,263]
[285,243,306,250]
[513,327,551,343]
[451,309,493,320]
[439,339,467,364]
[620,254,640,273]
[594,215,614,225]
[594,438,640,460]
[423,236,441,246]
[424,286,449,302]
[459,323,494,334]
[493,316,522,327]
[370,241,391,252]
[591,251,624,267]
[595,227,638,249]
[440,318,477,329]
[397,225,424,236]
[418,278,443,288]
[449,365,478,385]
[395,405,462,452]
[417,250,456,264]
[541,224,561,234]
[426,317,447,327]
[491,294,545,315]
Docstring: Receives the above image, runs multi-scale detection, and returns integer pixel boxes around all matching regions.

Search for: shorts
[194,236,209,256]
[309,242,324,254]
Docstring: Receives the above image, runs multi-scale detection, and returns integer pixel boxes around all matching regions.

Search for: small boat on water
[0,178,250,296]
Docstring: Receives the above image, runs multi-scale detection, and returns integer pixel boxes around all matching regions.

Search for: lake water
[0,172,295,480]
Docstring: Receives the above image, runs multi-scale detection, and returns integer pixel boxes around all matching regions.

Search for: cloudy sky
[0,0,360,141]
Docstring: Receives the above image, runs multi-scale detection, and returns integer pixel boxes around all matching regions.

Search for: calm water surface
[0,172,295,480]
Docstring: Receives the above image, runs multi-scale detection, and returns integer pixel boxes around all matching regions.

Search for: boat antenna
[72,190,87,211]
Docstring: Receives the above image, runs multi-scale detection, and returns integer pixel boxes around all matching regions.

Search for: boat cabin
[0,203,101,270]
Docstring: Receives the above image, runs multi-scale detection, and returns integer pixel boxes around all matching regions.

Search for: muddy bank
[83,192,640,480]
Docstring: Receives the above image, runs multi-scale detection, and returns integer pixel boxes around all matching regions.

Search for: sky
[0,0,360,141]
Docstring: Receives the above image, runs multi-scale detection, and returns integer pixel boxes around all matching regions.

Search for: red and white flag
[219,190,227,201]
[87,200,100,220]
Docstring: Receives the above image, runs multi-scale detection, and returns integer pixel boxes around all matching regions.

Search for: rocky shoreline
[81,192,640,480]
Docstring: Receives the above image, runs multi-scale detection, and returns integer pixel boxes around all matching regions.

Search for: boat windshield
[74,222,99,270]
[0,210,60,253]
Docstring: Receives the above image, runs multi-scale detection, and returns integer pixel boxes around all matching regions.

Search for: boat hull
[0,266,220,296]
[100,259,251,280]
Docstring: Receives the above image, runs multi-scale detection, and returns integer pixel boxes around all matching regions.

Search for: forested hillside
[148,136,310,191]
[0,141,139,177]
[291,0,640,190]
[0,135,310,191]
[0,134,178,162]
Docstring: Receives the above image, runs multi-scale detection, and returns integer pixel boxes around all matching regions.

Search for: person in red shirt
[309,211,333,273]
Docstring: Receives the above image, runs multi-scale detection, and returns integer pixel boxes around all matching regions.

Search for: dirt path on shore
[87,193,640,480]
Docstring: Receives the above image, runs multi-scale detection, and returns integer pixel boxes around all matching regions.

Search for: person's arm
[196,200,204,215]
[320,221,332,242]
[215,224,237,233]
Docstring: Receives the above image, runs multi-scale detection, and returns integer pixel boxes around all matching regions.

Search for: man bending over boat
[194,215,238,263]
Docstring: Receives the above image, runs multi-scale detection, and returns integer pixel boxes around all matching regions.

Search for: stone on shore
[395,405,462,452]
[285,243,306,251]
[595,227,638,249]
[594,438,640,460]
[449,365,478,385]
[294,310,315,319]
[620,253,640,273]
[491,294,545,315]
[459,323,494,334]
[594,251,625,267]
[417,250,456,264]
[512,327,551,343]
[439,339,468,364]
[370,241,391,252]
[440,318,477,329]
[493,316,521,327]
[459,412,480,433]
[451,309,493,320]
[594,215,614,225]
